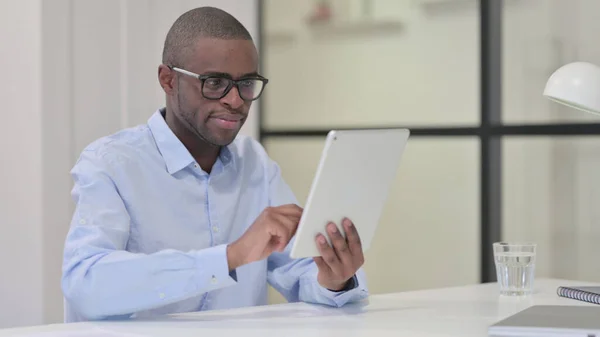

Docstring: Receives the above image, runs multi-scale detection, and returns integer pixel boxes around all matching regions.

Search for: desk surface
[1,278,597,337]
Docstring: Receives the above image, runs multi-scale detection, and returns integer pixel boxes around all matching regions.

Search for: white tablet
[289,128,410,259]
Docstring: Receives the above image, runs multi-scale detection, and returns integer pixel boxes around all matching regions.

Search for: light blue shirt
[61,109,368,322]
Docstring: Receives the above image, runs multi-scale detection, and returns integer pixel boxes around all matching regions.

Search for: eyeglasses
[169,66,268,101]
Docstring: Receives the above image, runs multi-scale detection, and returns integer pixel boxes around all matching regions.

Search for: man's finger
[343,218,362,256]
[268,214,294,250]
[273,204,303,217]
[313,256,331,273]
[326,222,352,265]
[316,234,343,275]
[280,213,300,239]
[270,210,300,236]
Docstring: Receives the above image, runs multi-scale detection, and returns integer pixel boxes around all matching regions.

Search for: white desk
[1,278,597,337]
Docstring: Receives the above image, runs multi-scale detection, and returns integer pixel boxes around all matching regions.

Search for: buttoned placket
[192,161,224,310]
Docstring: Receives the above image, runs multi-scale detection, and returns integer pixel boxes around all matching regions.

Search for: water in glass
[493,243,536,296]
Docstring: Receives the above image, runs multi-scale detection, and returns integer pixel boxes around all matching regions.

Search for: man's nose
[220,86,244,109]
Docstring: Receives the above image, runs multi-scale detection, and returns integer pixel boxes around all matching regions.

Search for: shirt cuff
[318,274,366,306]
[299,266,368,307]
[192,244,237,292]
[327,275,357,292]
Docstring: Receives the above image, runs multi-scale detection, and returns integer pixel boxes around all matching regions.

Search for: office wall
[0,0,45,327]
[0,0,259,328]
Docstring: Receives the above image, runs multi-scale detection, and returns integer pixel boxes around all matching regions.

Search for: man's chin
[211,130,240,147]
[198,121,244,147]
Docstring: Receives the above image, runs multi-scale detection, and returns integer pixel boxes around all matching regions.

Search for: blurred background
[2,0,600,329]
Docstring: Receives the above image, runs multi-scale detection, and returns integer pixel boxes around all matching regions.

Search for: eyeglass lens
[203,77,265,100]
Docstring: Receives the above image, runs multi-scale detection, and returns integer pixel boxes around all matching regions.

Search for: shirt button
[159,293,166,299]
[79,219,86,225]
[212,226,219,233]
[211,276,218,284]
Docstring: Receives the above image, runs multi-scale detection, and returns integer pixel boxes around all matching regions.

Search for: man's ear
[158,64,176,95]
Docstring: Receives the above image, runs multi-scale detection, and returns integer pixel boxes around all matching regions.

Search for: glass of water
[493,242,536,296]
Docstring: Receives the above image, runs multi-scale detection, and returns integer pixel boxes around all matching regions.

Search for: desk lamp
[543,61,600,114]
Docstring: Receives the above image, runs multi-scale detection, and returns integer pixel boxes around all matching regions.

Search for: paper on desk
[16,327,148,337]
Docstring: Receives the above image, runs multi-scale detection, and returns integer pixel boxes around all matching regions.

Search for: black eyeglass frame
[168,65,269,101]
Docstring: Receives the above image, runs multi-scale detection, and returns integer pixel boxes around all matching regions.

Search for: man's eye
[206,78,223,87]
[240,80,255,88]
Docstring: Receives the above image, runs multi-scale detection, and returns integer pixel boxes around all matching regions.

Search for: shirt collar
[148,108,235,175]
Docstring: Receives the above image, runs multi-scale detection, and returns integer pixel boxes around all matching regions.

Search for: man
[61,6,368,322]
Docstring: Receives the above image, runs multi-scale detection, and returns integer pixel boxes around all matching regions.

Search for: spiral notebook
[557,286,600,305]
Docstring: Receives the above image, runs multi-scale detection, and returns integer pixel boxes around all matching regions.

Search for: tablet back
[290,128,410,259]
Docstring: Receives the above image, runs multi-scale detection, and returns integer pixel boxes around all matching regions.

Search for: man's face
[169,38,259,146]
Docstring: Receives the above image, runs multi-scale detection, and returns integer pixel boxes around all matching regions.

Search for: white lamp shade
[543,61,600,115]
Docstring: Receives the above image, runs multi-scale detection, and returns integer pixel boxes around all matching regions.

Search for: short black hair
[162,6,253,67]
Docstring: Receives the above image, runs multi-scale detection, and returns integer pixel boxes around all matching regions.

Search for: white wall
[41,0,75,325]
[0,0,45,328]
[0,0,259,328]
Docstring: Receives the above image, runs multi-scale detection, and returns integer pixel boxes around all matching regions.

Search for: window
[260,0,600,299]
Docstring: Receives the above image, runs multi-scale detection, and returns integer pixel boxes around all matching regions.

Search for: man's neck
[191,146,220,174]
[163,108,220,173]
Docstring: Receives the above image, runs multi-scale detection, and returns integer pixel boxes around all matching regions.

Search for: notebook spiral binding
[557,286,600,305]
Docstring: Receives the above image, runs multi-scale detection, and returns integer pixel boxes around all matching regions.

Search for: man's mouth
[211,115,244,130]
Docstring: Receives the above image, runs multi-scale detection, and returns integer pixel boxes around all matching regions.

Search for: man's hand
[314,218,364,291]
[227,204,302,270]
